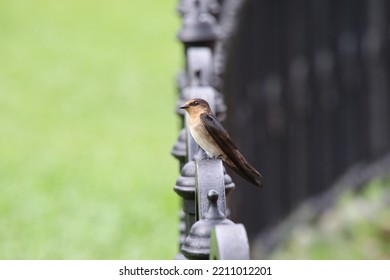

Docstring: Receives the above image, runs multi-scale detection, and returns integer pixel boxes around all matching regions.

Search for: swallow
[180,98,263,188]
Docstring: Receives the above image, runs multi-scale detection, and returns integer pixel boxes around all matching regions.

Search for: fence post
[172,0,250,260]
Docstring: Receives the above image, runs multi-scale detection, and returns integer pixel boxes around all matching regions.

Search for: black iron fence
[171,0,250,260]
[222,0,390,255]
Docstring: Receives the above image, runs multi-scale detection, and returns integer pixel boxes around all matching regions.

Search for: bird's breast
[189,120,223,158]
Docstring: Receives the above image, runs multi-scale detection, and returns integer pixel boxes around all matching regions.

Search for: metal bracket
[195,159,226,219]
[210,223,250,260]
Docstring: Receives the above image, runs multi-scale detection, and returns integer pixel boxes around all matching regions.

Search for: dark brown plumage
[180,98,263,188]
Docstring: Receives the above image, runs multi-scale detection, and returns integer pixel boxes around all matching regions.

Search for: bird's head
[179,98,211,116]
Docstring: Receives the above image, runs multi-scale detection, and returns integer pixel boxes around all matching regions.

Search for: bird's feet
[211,154,224,160]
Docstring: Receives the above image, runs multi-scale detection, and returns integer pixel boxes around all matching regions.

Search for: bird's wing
[200,113,263,188]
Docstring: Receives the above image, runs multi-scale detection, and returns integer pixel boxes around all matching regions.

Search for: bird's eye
[192,101,199,106]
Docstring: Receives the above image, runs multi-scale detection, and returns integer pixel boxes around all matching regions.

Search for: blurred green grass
[0,0,181,259]
[271,178,390,259]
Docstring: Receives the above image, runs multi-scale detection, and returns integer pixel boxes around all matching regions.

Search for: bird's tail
[227,152,263,188]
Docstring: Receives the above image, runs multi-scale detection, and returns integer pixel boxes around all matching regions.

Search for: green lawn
[0,0,181,259]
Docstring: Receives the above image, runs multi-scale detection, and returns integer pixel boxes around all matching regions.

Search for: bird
[180,98,263,188]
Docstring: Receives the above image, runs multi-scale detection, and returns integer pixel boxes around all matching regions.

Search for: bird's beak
[179,104,189,109]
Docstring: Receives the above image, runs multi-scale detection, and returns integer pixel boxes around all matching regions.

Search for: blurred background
[222,0,390,259]
[0,0,180,259]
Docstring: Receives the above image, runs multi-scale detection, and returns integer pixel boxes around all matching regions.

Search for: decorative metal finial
[174,160,197,235]
[177,0,220,44]
[177,0,221,18]
[171,128,187,169]
[181,190,234,259]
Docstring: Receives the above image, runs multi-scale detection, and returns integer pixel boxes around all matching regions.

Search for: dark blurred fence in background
[222,0,390,251]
